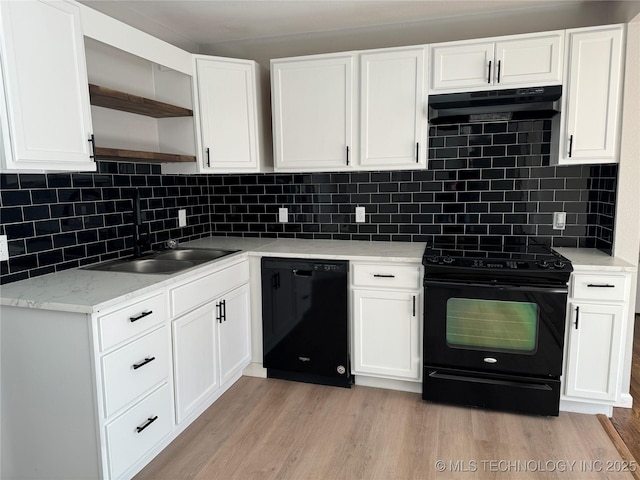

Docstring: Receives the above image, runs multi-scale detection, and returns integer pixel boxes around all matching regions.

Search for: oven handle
[428,370,553,391]
[424,280,567,294]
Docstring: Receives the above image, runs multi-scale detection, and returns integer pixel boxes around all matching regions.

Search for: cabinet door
[560,27,624,163]
[172,302,219,424]
[352,289,421,380]
[0,0,94,171]
[565,302,624,401]
[430,41,494,91]
[195,58,259,172]
[495,33,563,86]
[217,283,251,385]
[271,54,355,171]
[360,48,426,169]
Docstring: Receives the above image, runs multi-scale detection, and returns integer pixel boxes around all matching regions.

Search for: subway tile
[1,190,31,206]
[1,207,23,223]
[23,205,50,221]
[1,174,19,189]
[26,236,53,253]
[20,174,47,189]
[35,220,61,236]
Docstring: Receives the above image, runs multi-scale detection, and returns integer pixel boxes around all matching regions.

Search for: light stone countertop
[555,247,637,272]
[1,238,634,314]
[0,237,425,313]
[184,236,426,262]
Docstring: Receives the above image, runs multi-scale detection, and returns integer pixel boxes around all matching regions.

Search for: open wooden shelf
[94,147,196,163]
[88,84,193,118]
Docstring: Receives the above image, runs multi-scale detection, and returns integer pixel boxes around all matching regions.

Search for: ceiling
[79,0,596,51]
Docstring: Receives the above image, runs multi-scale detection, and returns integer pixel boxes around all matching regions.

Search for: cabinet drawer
[352,263,421,289]
[102,326,170,418]
[98,292,166,351]
[106,383,172,480]
[572,274,627,302]
[170,260,249,317]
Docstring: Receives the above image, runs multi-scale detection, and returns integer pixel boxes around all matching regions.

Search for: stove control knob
[553,261,566,269]
[538,260,550,269]
[442,256,454,264]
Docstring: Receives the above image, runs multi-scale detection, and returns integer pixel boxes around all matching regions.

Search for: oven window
[446,298,538,353]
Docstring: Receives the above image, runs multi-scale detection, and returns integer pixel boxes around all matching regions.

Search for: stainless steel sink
[84,248,239,274]
[153,248,235,262]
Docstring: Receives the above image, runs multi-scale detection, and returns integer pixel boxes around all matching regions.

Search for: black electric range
[421,241,573,416]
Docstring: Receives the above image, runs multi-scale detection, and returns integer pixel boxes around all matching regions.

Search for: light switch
[355,207,366,223]
[178,209,187,227]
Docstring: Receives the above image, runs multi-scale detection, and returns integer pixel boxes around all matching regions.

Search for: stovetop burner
[422,241,573,285]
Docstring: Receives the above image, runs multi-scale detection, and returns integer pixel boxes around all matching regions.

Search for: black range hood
[429,85,562,124]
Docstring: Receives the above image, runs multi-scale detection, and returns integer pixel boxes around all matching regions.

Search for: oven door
[423,279,567,377]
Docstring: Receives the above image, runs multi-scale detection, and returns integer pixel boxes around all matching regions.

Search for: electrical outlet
[0,235,8,261]
[278,207,288,223]
[355,206,366,223]
[553,211,566,230]
[178,209,187,227]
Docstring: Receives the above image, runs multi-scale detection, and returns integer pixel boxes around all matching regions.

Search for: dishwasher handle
[293,269,313,277]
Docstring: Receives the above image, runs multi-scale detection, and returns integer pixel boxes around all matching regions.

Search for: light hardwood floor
[135,377,635,480]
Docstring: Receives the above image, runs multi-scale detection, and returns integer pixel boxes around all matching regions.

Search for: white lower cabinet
[351,262,422,382]
[218,284,251,385]
[0,256,252,479]
[172,302,220,424]
[564,302,624,401]
[353,289,421,380]
[171,265,251,425]
[563,271,631,404]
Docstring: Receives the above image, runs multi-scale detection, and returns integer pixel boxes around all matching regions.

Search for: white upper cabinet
[430,41,494,91]
[193,57,262,173]
[271,53,356,171]
[430,31,564,93]
[0,0,94,171]
[558,25,624,164]
[359,47,427,169]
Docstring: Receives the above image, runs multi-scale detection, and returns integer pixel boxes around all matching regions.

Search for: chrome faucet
[132,189,150,258]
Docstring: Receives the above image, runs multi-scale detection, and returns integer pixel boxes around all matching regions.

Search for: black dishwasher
[261,257,351,388]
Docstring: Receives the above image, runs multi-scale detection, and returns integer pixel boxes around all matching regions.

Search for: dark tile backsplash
[0,117,618,284]
[1,163,213,284]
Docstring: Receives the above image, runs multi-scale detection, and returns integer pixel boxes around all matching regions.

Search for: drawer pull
[587,284,615,288]
[135,415,158,433]
[129,310,153,322]
[373,274,395,278]
[132,356,156,370]
[574,306,580,329]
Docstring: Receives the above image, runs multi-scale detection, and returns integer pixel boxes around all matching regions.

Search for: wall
[0,115,618,284]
